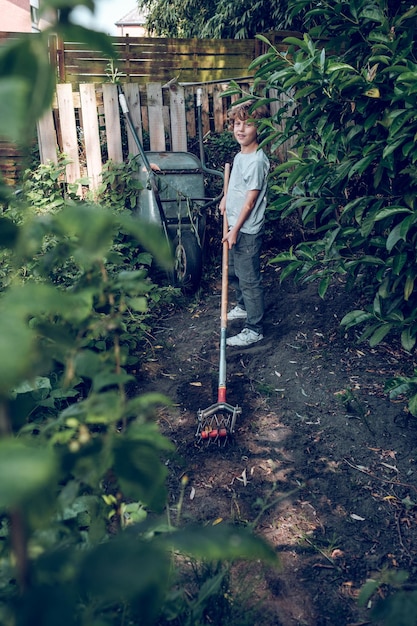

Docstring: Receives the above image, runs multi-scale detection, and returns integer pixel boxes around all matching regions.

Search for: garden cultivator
[196,164,241,445]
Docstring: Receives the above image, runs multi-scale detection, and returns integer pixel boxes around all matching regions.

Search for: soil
[138,245,417,626]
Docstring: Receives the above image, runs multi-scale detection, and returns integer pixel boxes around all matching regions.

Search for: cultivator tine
[195,402,241,446]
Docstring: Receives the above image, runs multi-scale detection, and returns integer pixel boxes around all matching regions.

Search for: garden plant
[0,2,277,625]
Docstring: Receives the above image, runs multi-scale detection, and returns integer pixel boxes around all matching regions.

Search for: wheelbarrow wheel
[173,230,203,294]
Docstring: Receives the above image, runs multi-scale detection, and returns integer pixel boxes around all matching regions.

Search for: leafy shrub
[246,0,417,338]
[0,10,278,624]
[222,0,417,408]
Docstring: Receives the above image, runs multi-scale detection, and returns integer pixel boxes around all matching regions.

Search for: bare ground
[137,248,417,626]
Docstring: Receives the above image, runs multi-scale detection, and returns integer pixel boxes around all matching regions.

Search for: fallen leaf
[380,462,398,472]
[331,549,344,559]
[190,382,202,387]
[236,469,248,486]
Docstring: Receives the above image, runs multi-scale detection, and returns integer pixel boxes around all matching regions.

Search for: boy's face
[232,118,258,150]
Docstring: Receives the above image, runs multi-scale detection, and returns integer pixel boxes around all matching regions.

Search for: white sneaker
[226,328,263,347]
[227,306,247,321]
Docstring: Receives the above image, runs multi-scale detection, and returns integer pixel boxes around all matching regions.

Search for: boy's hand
[219,196,226,215]
[222,226,238,249]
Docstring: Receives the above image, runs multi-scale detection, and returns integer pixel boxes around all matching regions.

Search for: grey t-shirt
[226,149,270,235]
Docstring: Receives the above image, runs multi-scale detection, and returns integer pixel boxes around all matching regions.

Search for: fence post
[56,83,81,194]
[168,84,187,152]
[124,83,143,156]
[79,83,102,190]
[147,83,165,152]
[102,83,123,164]
[37,109,58,165]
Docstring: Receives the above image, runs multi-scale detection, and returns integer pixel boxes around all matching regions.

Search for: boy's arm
[219,194,226,215]
[222,189,260,249]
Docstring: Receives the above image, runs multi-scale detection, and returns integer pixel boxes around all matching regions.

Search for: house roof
[115,7,148,26]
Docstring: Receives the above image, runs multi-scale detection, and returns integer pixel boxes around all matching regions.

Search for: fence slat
[200,89,210,137]
[169,85,187,152]
[102,84,123,164]
[37,109,58,164]
[147,83,165,152]
[184,86,196,140]
[213,84,227,133]
[56,83,81,192]
[79,83,102,190]
[124,83,143,156]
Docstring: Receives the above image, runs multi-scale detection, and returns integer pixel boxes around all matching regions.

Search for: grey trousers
[228,230,264,334]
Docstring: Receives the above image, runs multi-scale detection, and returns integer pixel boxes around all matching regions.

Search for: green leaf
[358,578,380,607]
[395,4,417,26]
[383,137,408,159]
[348,154,375,178]
[371,590,417,625]
[0,311,35,395]
[374,206,413,222]
[408,394,417,417]
[126,296,148,312]
[360,7,385,23]
[318,275,331,298]
[404,274,414,301]
[120,214,173,271]
[0,439,56,509]
[55,23,116,60]
[282,36,309,52]
[401,327,416,352]
[79,535,169,619]
[326,62,356,72]
[279,261,303,281]
[0,78,30,143]
[165,523,278,565]
[392,252,408,275]
[12,376,51,397]
[0,217,19,248]
[369,323,393,347]
[114,425,173,511]
[341,310,374,329]
[387,223,405,253]
[0,35,56,142]
[92,372,135,394]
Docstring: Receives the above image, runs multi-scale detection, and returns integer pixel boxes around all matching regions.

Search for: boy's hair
[228,99,269,126]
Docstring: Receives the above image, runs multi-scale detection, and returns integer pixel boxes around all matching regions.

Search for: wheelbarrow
[118,87,223,293]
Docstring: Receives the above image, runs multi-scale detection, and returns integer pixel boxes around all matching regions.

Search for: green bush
[223,0,417,408]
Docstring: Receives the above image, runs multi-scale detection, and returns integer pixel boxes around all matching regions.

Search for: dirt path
[139,253,417,626]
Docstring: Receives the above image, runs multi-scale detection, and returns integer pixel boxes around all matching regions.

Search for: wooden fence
[53,32,298,85]
[36,79,289,193]
[2,32,297,186]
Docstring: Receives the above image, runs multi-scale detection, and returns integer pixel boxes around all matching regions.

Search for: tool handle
[220,164,231,329]
[222,163,230,239]
[218,163,231,400]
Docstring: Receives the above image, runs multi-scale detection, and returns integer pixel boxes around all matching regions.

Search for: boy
[219,100,270,347]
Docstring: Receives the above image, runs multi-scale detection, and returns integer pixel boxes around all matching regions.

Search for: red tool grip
[200,428,228,439]
[218,387,227,403]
